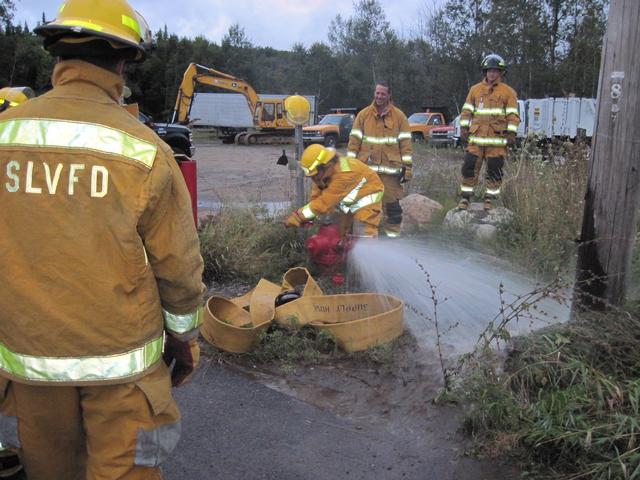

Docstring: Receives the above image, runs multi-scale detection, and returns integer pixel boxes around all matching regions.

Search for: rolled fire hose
[201,267,404,353]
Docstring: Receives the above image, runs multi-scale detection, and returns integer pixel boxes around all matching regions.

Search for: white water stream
[348,238,571,355]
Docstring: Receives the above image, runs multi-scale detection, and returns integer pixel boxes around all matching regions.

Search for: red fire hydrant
[305,223,354,285]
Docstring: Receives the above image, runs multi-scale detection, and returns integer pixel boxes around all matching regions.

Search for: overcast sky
[16,0,442,51]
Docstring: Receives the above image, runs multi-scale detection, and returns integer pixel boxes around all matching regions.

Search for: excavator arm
[171,63,260,124]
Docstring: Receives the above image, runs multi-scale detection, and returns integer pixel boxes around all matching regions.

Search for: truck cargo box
[190,93,316,128]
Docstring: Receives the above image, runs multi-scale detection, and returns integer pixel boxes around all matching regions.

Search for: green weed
[199,206,310,283]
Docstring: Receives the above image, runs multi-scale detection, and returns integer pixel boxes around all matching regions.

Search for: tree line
[0,0,607,123]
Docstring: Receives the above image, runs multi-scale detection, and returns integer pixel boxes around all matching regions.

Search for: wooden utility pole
[572,0,640,312]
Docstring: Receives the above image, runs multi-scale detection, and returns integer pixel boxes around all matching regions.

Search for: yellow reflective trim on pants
[486,188,500,195]
[163,306,204,334]
[350,129,363,139]
[385,231,401,238]
[0,335,163,383]
[460,185,474,193]
[401,155,412,164]
[507,124,518,132]
[0,118,157,168]
[346,151,357,158]
[462,103,474,112]
[300,204,316,220]
[469,136,507,146]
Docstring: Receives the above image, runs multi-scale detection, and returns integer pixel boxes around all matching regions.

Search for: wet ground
[175,139,529,478]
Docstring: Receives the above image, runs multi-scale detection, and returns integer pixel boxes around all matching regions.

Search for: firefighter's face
[374,84,391,108]
[485,68,501,83]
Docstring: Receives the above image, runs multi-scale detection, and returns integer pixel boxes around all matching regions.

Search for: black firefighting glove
[163,334,200,387]
[400,167,413,183]
[459,127,469,145]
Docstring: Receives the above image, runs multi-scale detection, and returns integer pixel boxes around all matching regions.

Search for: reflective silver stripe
[486,188,501,195]
[350,129,363,139]
[369,165,403,175]
[300,204,316,220]
[469,136,507,146]
[135,419,181,467]
[401,155,412,164]
[385,231,401,238]
[0,335,163,383]
[346,151,357,158]
[347,191,383,213]
[462,103,474,112]
[0,118,157,168]
[505,107,519,115]
[338,178,367,213]
[474,108,505,115]
[507,124,518,132]
[460,185,474,193]
[460,119,471,127]
[163,307,203,334]
[363,135,398,145]
[398,132,412,140]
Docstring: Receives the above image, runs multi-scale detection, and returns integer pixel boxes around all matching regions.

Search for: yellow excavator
[172,63,296,144]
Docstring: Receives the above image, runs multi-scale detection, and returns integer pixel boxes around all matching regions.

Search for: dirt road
[195,140,300,214]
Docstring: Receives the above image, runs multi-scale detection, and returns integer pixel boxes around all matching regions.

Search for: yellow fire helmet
[300,144,336,176]
[0,86,35,111]
[284,95,311,125]
[34,0,149,62]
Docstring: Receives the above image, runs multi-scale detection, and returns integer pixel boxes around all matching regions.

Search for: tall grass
[461,308,640,479]
[500,140,589,277]
[411,140,589,277]
[199,206,310,283]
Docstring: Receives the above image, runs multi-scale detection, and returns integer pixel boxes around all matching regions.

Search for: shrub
[199,206,310,284]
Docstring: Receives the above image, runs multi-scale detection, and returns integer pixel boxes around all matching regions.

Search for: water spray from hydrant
[347,238,571,354]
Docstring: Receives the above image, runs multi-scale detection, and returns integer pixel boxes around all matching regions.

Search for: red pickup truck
[428,115,461,148]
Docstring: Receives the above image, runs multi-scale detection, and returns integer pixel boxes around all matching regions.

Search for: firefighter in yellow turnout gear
[347,82,412,237]
[0,1,205,479]
[458,54,520,211]
[285,144,384,237]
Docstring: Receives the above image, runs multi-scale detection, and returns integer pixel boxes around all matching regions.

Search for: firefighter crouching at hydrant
[347,81,412,238]
[458,53,520,211]
[0,1,205,479]
[285,144,384,238]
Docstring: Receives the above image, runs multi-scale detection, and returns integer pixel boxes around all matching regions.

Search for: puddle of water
[348,238,571,354]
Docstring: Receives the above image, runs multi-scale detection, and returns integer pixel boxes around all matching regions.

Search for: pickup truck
[407,110,447,142]
[303,112,354,148]
[140,111,195,157]
[428,115,461,148]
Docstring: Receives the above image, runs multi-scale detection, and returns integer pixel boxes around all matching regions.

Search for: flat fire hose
[201,268,404,353]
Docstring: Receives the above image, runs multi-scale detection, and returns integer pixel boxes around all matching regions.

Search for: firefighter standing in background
[285,144,384,238]
[0,1,205,479]
[458,54,520,211]
[347,82,412,238]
